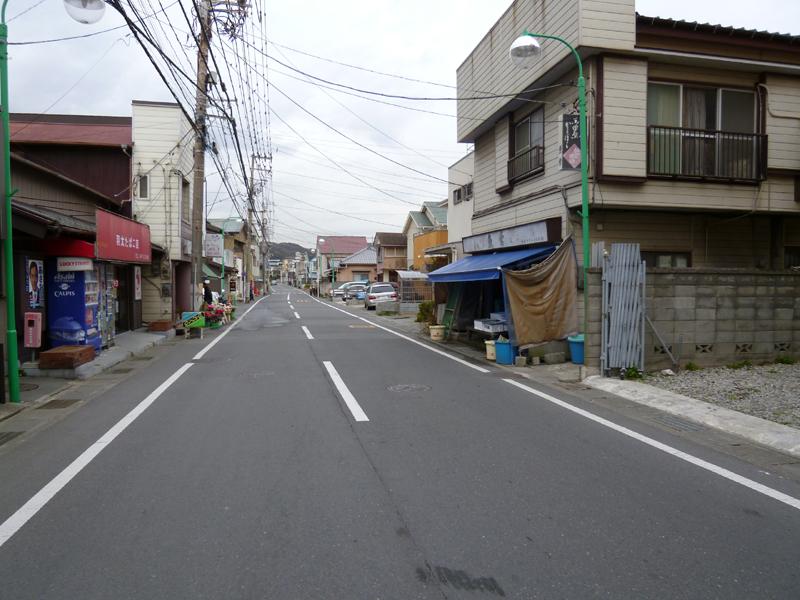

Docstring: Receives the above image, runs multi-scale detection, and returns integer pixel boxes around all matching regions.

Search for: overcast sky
[8,0,800,248]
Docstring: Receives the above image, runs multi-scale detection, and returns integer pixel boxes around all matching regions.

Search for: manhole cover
[0,431,24,446]
[349,324,375,329]
[37,398,81,410]
[111,368,134,374]
[388,384,431,393]
[20,383,38,392]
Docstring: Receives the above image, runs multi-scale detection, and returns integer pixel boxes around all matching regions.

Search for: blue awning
[427,245,556,283]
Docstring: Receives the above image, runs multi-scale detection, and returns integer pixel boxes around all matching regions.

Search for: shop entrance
[115,265,131,332]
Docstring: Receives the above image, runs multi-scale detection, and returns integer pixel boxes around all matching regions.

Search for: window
[464,182,473,201]
[785,247,800,269]
[137,175,149,199]
[181,179,190,223]
[647,82,763,181]
[641,251,691,268]
[452,187,462,204]
[509,107,545,182]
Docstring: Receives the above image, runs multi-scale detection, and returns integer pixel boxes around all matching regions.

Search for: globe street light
[510,30,590,343]
[0,0,107,403]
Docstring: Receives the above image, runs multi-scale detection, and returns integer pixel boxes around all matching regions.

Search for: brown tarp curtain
[502,239,579,345]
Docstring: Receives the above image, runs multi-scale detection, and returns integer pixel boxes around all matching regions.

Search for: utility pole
[246,153,269,300]
[190,0,211,310]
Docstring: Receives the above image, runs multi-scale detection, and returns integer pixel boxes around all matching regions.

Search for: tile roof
[423,201,448,225]
[636,13,799,42]
[373,231,407,246]
[10,114,132,147]
[408,211,432,228]
[316,235,368,255]
[340,245,377,265]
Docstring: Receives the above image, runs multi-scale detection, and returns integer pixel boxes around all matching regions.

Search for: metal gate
[601,243,646,375]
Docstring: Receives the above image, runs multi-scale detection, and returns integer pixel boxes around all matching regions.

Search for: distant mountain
[268,242,313,260]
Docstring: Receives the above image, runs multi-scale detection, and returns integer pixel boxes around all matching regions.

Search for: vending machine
[46,259,102,352]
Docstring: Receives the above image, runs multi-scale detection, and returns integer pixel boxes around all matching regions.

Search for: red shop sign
[95,209,152,263]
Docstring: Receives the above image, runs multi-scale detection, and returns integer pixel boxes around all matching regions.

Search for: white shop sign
[463,221,549,254]
[57,257,94,272]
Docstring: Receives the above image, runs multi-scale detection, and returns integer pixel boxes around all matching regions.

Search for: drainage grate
[653,414,704,432]
[0,431,24,446]
[388,384,431,393]
[37,398,81,410]
[20,383,39,392]
[130,356,154,362]
[111,368,134,374]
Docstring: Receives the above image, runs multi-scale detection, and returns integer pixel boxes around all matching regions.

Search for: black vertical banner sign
[560,113,582,171]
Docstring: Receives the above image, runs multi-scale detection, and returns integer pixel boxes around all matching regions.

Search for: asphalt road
[0,284,799,599]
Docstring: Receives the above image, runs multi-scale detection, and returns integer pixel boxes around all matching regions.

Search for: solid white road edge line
[503,378,800,512]
[294,312,300,319]
[0,363,195,548]
[287,293,290,301]
[193,297,264,360]
[323,361,369,422]
[306,293,489,374]
[301,326,314,340]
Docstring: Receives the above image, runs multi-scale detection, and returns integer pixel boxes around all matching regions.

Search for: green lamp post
[1,0,106,403]
[509,31,590,340]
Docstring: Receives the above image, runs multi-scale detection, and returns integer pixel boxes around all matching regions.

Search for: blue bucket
[494,340,514,365]
[568,334,585,364]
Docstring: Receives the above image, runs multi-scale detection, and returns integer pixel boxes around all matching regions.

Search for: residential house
[131,100,195,320]
[456,0,800,366]
[337,246,378,283]
[372,232,407,282]
[316,235,368,294]
[446,152,475,261]
[402,201,448,271]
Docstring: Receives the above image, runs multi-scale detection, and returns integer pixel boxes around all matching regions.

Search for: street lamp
[0,0,106,403]
[510,30,590,341]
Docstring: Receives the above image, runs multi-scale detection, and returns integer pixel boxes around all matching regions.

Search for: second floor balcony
[647,126,767,183]
[508,145,545,183]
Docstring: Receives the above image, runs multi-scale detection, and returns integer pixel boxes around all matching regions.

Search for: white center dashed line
[301,326,314,340]
[323,361,368,422]
[294,312,300,319]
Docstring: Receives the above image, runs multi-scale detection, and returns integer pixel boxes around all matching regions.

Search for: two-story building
[458,0,800,270]
[402,201,448,270]
[454,0,800,367]
[315,235,369,294]
[446,152,475,262]
[131,100,195,322]
[373,232,407,282]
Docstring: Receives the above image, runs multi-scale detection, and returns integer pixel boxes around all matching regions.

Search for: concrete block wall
[585,268,800,371]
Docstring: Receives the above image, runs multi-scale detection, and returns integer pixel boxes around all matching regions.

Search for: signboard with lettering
[134,266,142,301]
[95,209,152,263]
[561,113,583,171]
[463,221,551,254]
[57,257,94,272]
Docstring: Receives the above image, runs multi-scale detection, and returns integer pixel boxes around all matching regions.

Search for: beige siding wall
[602,56,647,177]
[141,269,171,322]
[448,152,474,244]
[647,63,760,88]
[457,0,580,141]
[597,176,799,213]
[579,0,636,49]
[471,64,596,236]
[131,102,194,263]
[764,75,800,171]
[576,210,775,269]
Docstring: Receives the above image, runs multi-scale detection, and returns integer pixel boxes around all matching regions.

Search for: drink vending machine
[46,260,102,352]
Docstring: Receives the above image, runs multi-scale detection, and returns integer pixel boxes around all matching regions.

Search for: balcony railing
[648,126,767,183]
[508,145,545,182]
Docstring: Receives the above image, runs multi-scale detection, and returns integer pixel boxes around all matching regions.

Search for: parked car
[364,283,397,310]
[343,283,368,300]
[330,281,354,300]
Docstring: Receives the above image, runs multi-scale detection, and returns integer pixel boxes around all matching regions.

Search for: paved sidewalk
[22,329,175,380]
[585,376,800,459]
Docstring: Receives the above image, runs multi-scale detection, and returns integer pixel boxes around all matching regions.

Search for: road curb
[584,376,800,459]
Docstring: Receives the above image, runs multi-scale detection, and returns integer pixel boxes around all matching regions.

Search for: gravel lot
[647,362,800,430]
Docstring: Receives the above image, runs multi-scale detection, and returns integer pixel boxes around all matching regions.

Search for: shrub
[776,355,797,365]
[622,366,643,380]
[416,301,436,325]
[684,362,701,372]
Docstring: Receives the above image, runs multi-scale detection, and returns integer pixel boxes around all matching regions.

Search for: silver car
[364,283,397,310]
